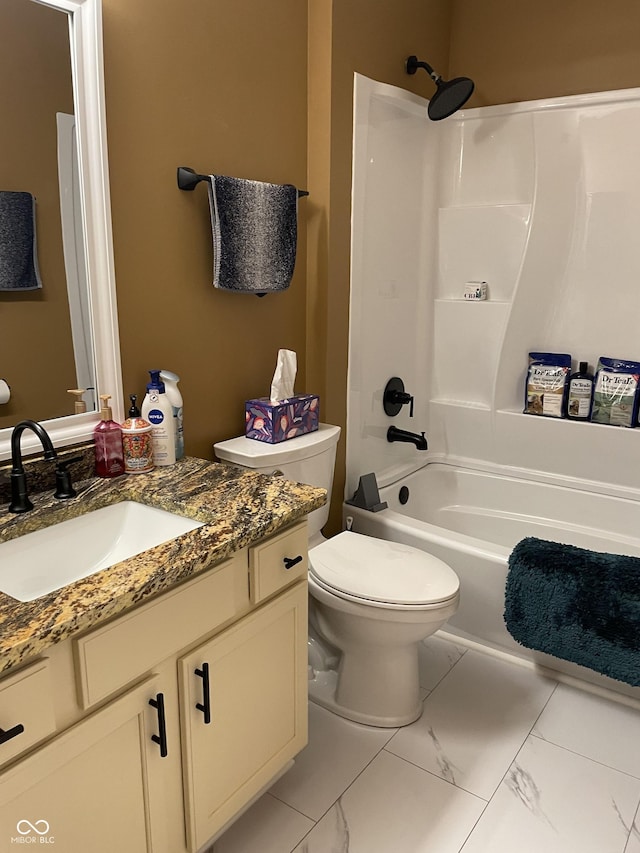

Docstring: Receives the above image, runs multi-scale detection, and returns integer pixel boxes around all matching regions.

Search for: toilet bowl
[307,530,459,726]
[213,423,460,727]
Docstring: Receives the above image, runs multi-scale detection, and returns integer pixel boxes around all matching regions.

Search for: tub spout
[387,426,428,450]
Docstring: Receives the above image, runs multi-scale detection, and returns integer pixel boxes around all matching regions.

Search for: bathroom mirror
[0,0,122,460]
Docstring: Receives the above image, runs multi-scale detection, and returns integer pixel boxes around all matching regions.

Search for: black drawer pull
[195,663,211,724]
[0,723,24,746]
[283,555,303,570]
[149,693,168,757]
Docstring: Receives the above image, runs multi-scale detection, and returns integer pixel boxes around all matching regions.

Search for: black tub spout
[386,426,428,450]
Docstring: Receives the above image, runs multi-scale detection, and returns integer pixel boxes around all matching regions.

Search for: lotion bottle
[160,370,184,460]
[93,394,125,477]
[567,361,594,421]
[141,370,176,466]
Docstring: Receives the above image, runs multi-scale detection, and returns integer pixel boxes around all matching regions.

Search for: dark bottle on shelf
[567,361,594,421]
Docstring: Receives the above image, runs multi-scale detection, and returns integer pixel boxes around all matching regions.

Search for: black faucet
[387,425,428,451]
[9,420,79,513]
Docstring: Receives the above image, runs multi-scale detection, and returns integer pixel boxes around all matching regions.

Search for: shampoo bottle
[93,394,125,477]
[141,370,176,466]
[567,361,594,421]
[121,394,154,474]
[160,370,184,460]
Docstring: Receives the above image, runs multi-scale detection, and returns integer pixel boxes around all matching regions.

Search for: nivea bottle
[141,370,176,466]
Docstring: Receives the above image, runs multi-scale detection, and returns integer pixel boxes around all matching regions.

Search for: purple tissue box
[245,394,319,443]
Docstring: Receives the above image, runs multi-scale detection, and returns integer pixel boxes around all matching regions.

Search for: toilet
[214,423,460,727]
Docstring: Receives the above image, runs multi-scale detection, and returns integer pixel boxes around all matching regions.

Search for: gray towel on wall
[207,175,298,294]
[0,191,43,291]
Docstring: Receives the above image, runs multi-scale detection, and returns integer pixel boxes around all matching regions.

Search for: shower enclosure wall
[347,73,640,499]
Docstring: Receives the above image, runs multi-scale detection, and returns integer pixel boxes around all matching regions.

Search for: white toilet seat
[308,531,459,611]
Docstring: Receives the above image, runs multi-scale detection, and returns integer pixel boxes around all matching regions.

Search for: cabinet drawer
[74,552,249,709]
[249,520,308,604]
[0,659,55,768]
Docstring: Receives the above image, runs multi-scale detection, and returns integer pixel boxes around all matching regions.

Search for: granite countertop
[0,457,326,675]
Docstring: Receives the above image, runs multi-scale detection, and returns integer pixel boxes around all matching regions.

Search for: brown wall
[449,0,640,108]
[101,0,640,530]
[102,0,308,460]
[0,0,76,430]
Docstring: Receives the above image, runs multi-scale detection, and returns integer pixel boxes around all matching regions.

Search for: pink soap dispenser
[94,393,125,477]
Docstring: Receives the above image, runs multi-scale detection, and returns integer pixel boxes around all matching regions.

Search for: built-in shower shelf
[435,298,510,304]
[497,409,640,434]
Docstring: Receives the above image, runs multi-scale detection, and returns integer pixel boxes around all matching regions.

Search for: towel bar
[177,166,309,197]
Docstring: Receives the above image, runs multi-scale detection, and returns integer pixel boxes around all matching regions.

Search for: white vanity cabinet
[0,676,161,851]
[180,581,307,851]
[0,519,309,853]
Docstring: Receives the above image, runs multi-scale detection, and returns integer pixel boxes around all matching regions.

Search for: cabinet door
[179,580,308,852]
[0,677,163,853]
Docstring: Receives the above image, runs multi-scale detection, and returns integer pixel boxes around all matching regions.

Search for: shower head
[405,55,475,121]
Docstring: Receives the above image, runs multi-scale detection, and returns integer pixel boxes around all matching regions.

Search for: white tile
[532,684,640,779]
[269,702,395,820]
[293,750,485,853]
[212,793,313,853]
[386,650,556,799]
[625,802,640,853]
[461,735,640,853]
[418,633,466,691]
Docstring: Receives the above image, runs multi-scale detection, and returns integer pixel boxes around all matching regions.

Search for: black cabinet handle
[149,693,168,757]
[0,723,24,746]
[283,555,303,570]
[195,663,211,724]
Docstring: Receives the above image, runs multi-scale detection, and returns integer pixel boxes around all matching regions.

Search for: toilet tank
[213,424,341,540]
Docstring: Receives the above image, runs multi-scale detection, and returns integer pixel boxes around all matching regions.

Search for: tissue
[246,349,319,443]
[270,349,297,402]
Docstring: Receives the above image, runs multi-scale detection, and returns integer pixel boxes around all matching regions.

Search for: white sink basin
[0,501,204,602]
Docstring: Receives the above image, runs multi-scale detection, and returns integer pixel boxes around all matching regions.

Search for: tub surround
[0,456,325,675]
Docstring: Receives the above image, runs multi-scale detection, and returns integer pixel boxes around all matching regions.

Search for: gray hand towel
[0,191,43,291]
[207,175,298,294]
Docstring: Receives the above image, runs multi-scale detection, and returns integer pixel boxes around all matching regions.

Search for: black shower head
[405,55,475,121]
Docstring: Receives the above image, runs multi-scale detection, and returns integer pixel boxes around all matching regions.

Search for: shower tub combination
[347,461,640,704]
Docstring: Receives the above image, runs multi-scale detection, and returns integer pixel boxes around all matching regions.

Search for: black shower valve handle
[383,377,416,418]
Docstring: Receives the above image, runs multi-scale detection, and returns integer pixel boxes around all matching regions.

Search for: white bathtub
[346,462,640,702]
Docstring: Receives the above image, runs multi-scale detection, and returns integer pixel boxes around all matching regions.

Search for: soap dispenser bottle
[93,394,125,477]
[121,394,154,474]
[67,388,87,414]
[141,370,176,466]
[567,361,594,421]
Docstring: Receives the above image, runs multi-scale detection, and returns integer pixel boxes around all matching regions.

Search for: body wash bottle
[160,370,184,460]
[567,361,594,421]
[93,394,125,477]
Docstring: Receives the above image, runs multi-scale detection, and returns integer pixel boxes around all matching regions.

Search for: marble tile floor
[212,635,640,853]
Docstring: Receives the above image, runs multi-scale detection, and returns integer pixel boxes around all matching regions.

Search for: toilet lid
[308,531,459,606]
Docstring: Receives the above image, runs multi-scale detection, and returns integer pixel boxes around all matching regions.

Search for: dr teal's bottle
[93,394,125,477]
[567,361,594,421]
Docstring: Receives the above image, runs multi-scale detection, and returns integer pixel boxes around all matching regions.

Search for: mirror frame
[0,0,123,460]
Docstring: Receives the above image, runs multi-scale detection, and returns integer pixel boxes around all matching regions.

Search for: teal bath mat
[505,537,640,686]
